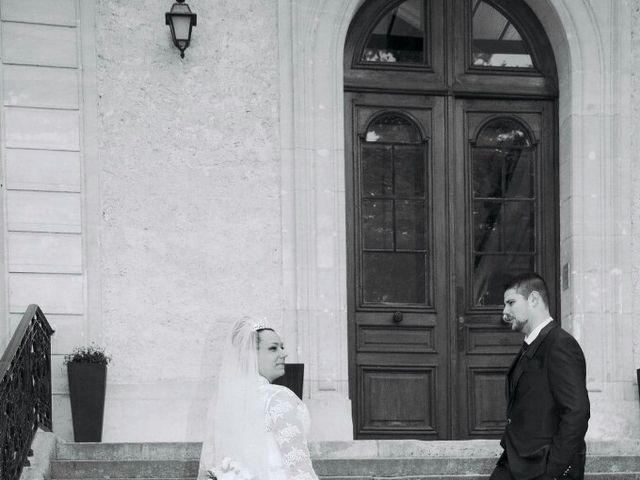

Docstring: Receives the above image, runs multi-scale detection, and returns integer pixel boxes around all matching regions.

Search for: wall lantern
[165,0,197,58]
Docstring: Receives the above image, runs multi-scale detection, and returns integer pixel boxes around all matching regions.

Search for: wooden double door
[346,92,558,439]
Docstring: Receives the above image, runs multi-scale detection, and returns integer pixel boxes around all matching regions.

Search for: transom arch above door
[344,0,557,97]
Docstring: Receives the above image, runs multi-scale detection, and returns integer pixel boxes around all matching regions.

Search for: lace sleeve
[266,388,319,480]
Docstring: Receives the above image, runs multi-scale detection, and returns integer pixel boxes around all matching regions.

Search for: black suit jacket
[500,322,590,480]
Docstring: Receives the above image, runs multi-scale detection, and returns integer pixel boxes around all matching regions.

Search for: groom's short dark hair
[504,272,550,308]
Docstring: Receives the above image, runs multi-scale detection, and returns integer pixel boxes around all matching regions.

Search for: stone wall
[0,0,88,439]
[91,0,282,441]
[632,0,640,379]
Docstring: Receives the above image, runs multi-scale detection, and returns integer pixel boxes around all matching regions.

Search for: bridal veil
[199,319,270,478]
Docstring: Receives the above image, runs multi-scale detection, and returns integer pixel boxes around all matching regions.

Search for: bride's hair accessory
[252,322,267,332]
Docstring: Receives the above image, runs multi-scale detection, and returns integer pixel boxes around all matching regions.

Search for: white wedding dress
[259,378,318,480]
[201,320,319,480]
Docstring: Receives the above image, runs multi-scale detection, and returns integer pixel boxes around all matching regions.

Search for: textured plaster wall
[633,0,640,375]
[94,0,282,441]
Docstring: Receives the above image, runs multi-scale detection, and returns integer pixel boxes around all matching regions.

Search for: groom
[491,272,590,480]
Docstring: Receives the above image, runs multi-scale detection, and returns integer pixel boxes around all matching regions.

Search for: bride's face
[257,329,287,382]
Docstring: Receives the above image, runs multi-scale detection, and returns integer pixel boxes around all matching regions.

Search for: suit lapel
[507,322,558,408]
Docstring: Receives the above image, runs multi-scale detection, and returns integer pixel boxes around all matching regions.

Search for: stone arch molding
[278,0,635,439]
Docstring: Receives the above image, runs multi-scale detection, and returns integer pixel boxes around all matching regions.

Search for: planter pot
[273,363,304,399]
[67,363,107,442]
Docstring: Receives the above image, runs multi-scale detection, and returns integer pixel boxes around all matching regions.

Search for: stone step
[318,475,640,480]
[588,457,640,472]
[49,441,640,480]
[50,459,199,479]
[51,477,640,480]
[318,476,488,480]
[583,476,640,480]
[310,440,640,459]
[56,442,202,460]
[313,456,640,476]
[50,476,640,480]
[313,458,496,476]
[309,440,501,459]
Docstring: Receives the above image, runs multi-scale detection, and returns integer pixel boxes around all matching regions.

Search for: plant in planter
[65,344,111,442]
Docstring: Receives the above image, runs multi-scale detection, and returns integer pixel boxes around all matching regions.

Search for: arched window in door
[360,113,429,305]
[472,117,537,306]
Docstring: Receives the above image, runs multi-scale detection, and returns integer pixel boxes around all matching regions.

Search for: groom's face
[503,288,531,333]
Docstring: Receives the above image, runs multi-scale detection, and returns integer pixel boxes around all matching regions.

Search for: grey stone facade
[0,0,638,442]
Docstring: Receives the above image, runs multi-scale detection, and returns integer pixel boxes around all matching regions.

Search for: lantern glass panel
[172,16,192,41]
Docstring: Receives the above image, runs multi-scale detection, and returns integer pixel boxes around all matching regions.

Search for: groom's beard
[503,314,527,333]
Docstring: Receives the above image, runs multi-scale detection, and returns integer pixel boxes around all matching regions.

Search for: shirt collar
[524,317,554,345]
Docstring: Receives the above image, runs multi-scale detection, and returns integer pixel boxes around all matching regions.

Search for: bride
[199,319,319,480]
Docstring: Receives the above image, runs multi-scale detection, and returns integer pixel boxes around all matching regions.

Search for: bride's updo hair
[232,318,274,343]
[228,319,275,359]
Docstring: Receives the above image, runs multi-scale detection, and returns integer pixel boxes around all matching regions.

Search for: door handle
[392,311,403,323]
[457,316,465,351]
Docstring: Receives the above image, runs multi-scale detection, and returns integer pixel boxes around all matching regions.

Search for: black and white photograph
[0,1,639,480]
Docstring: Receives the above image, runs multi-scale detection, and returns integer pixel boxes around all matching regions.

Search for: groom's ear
[528,290,541,307]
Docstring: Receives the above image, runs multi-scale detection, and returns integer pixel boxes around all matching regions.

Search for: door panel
[466,367,507,434]
[347,94,557,439]
[360,365,437,434]
[346,92,448,439]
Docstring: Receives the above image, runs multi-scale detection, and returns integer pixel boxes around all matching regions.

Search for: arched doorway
[344,0,559,439]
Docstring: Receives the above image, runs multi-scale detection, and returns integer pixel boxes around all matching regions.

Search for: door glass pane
[473,148,534,198]
[395,144,425,196]
[362,144,393,196]
[359,112,429,306]
[363,252,426,303]
[473,200,501,252]
[476,118,531,147]
[366,114,421,143]
[473,149,503,198]
[504,149,534,198]
[473,254,535,306]
[471,0,534,69]
[474,118,534,196]
[363,199,394,249]
[361,0,425,64]
[473,200,536,253]
[396,200,426,250]
[503,201,534,252]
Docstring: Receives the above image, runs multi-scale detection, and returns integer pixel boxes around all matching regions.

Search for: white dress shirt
[524,317,554,345]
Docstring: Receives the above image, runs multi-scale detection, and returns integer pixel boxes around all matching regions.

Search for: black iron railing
[0,305,54,480]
